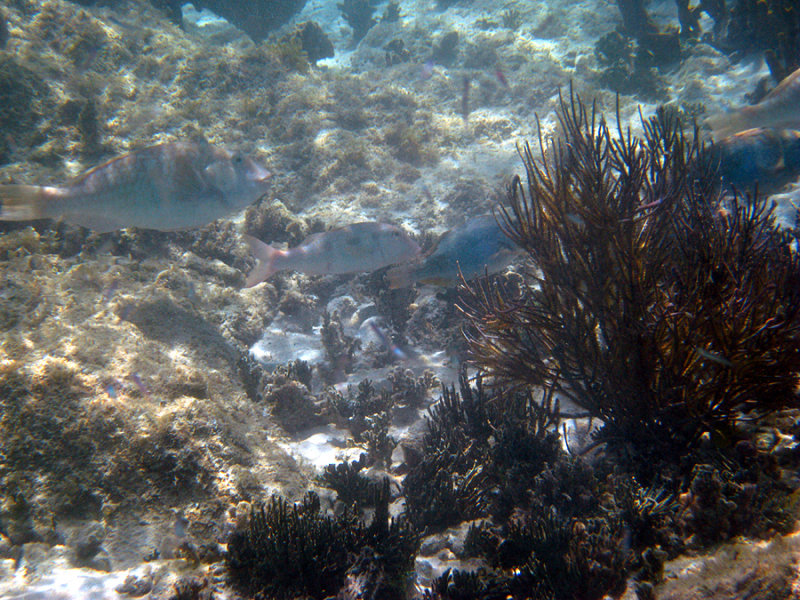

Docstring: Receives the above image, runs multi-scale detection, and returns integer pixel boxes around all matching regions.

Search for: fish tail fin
[385,265,412,289]
[0,185,59,222]
[244,234,280,286]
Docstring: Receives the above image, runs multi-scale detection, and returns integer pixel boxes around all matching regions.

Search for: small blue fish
[368,320,408,361]
[386,215,519,288]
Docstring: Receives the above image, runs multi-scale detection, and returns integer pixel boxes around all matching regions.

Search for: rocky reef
[0,0,799,598]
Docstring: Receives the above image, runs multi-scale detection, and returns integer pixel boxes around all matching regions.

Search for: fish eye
[232,154,244,164]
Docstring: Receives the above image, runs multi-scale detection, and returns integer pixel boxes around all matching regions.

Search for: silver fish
[245,222,421,286]
[705,67,800,140]
[0,141,271,232]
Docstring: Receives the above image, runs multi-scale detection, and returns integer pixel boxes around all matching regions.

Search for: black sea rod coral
[458,90,800,470]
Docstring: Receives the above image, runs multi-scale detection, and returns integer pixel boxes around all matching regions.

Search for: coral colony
[1,1,800,599]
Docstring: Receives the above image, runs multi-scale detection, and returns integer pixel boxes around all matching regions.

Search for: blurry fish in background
[129,372,152,400]
[386,215,520,289]
[101,279,120,304]
[705,67,800,140]
[244,222,421,286]
[713,128,800,193]
[420,58,435,80]
[0,141,271,232]
[495,66,510,90]
[367,319,408,361]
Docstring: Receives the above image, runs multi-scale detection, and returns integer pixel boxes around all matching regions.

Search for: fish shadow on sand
[118,297,238,368]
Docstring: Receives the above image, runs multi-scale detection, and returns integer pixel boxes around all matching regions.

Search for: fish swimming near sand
[245,222,421,287]
[705,67,800,140]
[0,141,271,232]
[386,215,519,289]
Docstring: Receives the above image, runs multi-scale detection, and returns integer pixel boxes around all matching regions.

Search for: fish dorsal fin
[68,152,135,187]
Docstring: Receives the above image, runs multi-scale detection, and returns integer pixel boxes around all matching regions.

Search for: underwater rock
[0,54,50,165]
[726,0,800,84]
[636,530,800,600]
[71,0,307,42]
[260,363,329,434]
[293,21,334,64]
[338,0,376,42]
[203,0,308,42]
[0,10,7,49]
[432,31,460,65]
[70,521,105,564]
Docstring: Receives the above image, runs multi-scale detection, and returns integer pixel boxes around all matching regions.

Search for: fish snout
[245,159,272,183]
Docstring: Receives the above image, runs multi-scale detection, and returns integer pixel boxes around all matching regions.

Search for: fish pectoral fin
[171,157,218,202]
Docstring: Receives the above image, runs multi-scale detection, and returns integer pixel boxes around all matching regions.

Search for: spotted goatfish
[705,67,800,140]
[245,222,421,286]
[0,141,271,232]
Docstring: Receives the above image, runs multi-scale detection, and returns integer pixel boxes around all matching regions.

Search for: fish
[420,59,435,80]
[694,346,733,368]
[495,66,509,89]
[385,215,520,289]
[705,67,800,140]
[367,320,408,361]
[244,222,421,287]
[0,141,271,232]
[713,127,800,192]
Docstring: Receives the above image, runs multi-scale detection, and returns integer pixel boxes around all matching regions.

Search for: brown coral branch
[459,87,800,461]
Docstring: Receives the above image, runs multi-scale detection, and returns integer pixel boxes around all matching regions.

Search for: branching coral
[226,491,418,600]
[458,90,800,470]
[403,373,561,532]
